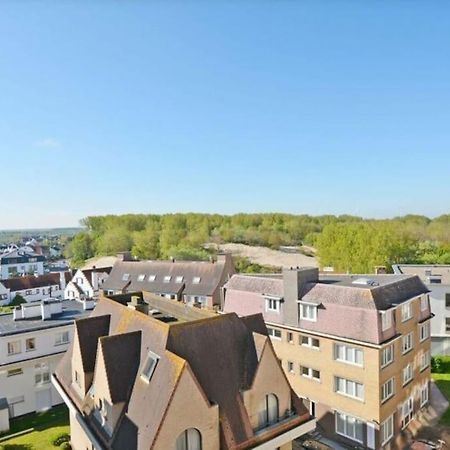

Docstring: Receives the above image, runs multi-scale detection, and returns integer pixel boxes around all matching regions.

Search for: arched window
[176,428,202,450]
[258,393,279,429]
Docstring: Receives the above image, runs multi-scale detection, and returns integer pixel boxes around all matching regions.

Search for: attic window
[176,276,184,283]
[141,351,159,382]
[137,274,146,282]
[163,276,171,283]
[148,275,156,282]
[192,277,201,284]
[122,273,130,281]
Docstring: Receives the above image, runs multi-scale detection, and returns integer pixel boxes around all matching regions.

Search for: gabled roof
[225,274,283,297]
[1,272,70,292]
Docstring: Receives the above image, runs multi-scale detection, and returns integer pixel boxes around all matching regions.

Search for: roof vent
[352,277,378,286]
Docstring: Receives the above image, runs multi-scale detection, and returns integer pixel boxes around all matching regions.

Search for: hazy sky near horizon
[1,1,450,229]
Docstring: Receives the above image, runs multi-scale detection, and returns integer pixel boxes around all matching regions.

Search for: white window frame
[402,363,413,386]
[265,297,280,313]
[420,322,430,342]
[334,343,364,367]
[287,361,295,373]
[148,275,156,282]
[300,335,320,349]
[163,275,171,283]
[335,377,364,401]
[381,415,394,446]
[402,302,413,322]
[175,276,184,283]
[137,274,145,282]
[381,310,392,331]
[381,344,394,368]
[381,377,395,403]
[301,366,320,381]
[299,302,317,322]
[267,327,282,340]
[141,351,160,382]
[55,331,70,346]
[192,276,201,284]
[401,396,414,428]
[420,382,429,407]
[335,412,364,444]
[7,341,21,356]
[402,332,414,354]
[420,350,430,371]
[420,295,428,311]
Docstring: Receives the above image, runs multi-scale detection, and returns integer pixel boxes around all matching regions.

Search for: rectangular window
[137,274,145,281]
[334,344,363,366]
[175,276,183,283]
[192,277,201,284]
[401,396,414,428]
[266,298,280,312]
[420,322,430,342]
[335,412,364,443]
[402,302,413,322]
[402,364,413,386]
[287,361,294,373]
[299,303,317,322]
[141,351,159,382]
[148,275,156,282]
[420,351,430,371]
[163,275,171,283]
[35,372,50,385]
[286,332,294,343]
[381,378,395,403]
[7,368,23,377]
[445,293,450,308]
[300,335,320,349]
[26,338,36,352]
[421,382,429,407]
[421,295,428,311]
[301,366,320,381]
[446,318,450,333]
[381,310,392,331]
[7,341,21,355]
[381,345,394,368]
[381,415,394,446]
[55,331,69,346]
[402,332,414,354]
[335,377,364,400]
[267,327,282,340]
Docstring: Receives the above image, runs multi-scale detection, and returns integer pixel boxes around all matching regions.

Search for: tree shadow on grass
[0,445,33,450]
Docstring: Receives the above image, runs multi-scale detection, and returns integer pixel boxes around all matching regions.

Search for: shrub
[49,432,70,446]
[432,356,442,373]
[60,442,72,450]
[10,294,27,306]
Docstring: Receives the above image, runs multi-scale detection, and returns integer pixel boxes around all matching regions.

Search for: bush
[10,294,27,306]
[432,356,442,373]
[60,442,72,450]
[49,432,70,446]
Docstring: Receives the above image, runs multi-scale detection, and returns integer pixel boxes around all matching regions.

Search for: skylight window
[192,276,201,284]
[141,351,159,382]
[148,275,156,282]
[163,275,171,283]
[175,276,184,283]
[137,274,146,282]
[352,277,377,286]
[122,273,130,281]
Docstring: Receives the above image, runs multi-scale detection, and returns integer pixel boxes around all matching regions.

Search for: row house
[0,248,45,280]
[224,267,432,450]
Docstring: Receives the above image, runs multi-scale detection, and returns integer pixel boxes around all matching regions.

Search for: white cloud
[35,138,61,148]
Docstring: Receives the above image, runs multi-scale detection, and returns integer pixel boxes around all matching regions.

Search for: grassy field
[432,356,450,427]
[0,405,69,449]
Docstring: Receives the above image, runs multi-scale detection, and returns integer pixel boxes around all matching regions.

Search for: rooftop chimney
[127,295,148,315]
[116,251,133,262]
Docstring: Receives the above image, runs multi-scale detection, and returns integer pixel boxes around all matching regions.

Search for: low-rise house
[223,267,432,450]
[101,253,234,309]
[0,272,71,306]
[65,267,112,301]
[0,299,93,431]
[53,294,315,450]
[393,264,450,355]
[0,248,45,279]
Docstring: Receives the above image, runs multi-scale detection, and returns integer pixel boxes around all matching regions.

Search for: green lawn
[432,356,450,427]
[0,405,70,449]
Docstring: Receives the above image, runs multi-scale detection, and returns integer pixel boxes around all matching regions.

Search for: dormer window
[192,277,201,284]
[176,276,184,283]
[381,310,392,331]
[148,275,156,282]
[137,274,146,282]
[122,273,130,281]
[265,297,280,313]
[141,351,159,382]
[163,275,171,283]
[401,302,412,322]
[299,302,317,322]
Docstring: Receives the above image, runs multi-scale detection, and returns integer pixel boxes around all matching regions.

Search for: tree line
[65,213,450,272]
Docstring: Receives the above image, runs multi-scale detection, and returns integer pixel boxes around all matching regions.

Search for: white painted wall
[0,261,45,280]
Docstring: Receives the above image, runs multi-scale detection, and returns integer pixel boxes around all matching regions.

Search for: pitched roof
[224,274,284,297]
[81,267,112,284]
[2,272,71,292]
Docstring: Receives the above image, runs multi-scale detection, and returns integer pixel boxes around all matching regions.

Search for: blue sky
[1,1,450,228]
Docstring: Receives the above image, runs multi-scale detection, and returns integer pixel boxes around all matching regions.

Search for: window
[381,310,392,331]
[258,394,279,429]
[35,372,50,385]
[335,377,364,400]
[381,378,394,403]
[7,341,21,355]
[192,277,201,284]
[266,298,280,313]
[176,428,202,450]
[402,302,412,322]
[26,338,36,352]
[175,276,184,283]
[299,303,317,322]
[25,290,32,295]
[381,345,394,368]
[402,363,413,386]
[55,331,69,346]
[420,351,430,371]
[381,415,394,446]
[122,273,130,281]
[402,332,414,354]
[74,370,80,387]
[287,332,293,344]
[421,382,429,407]
[446,293,450,308]
[446,318,450,333]
[267,327,282,340]
[420,322,430,342]
[300,335,320,349]
[76,278,83,285]
[301,366,320,381]
[401,396,414,428]
[148,275,156,282]
[141,351,159,382]
[137,274,146,282]
[421,295,428,311]
[334,344,363,366]
[287,361,294,373]
[335,412,364,443]
[163,275,171,283]
[7,368,23,377]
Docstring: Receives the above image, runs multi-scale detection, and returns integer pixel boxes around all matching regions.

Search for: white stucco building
[64,267,111,300]
[0,299,93,431]
[0,248,46,280]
